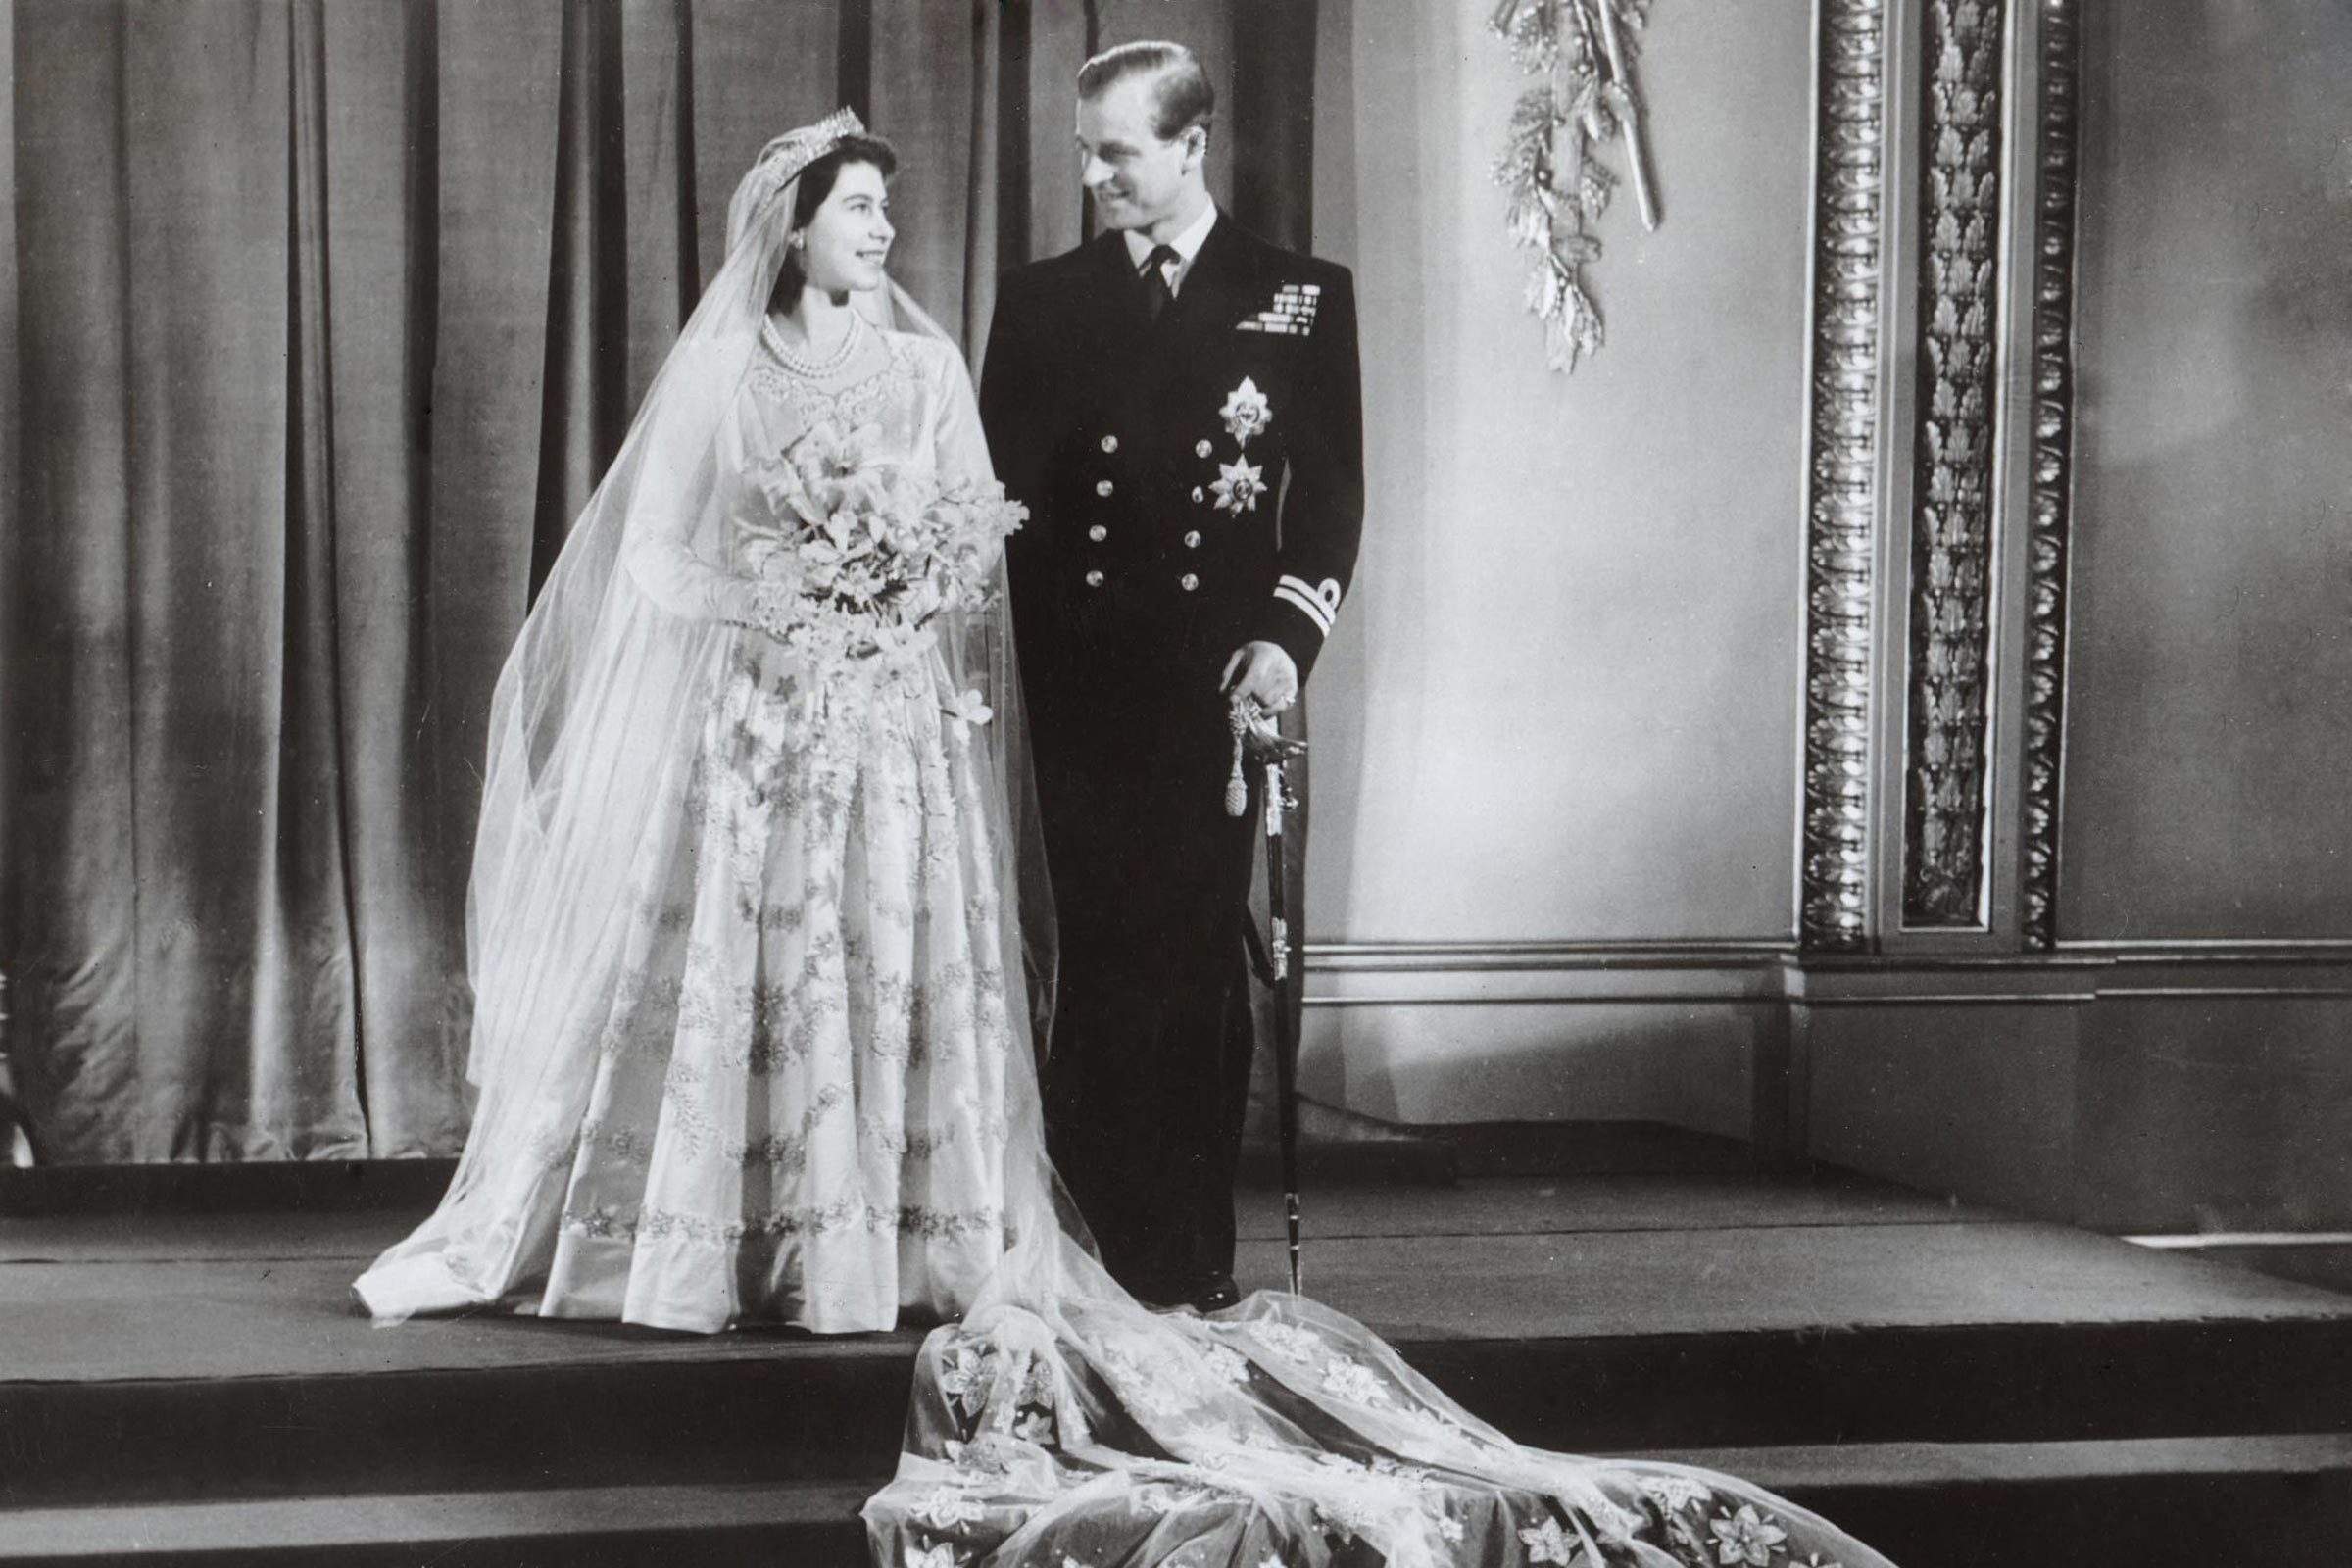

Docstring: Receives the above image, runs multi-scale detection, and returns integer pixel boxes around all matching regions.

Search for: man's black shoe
[1187,1273,1242,1312]
[1126,1272,1242,1313]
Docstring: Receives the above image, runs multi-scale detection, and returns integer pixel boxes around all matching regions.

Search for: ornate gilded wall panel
[2020,0,2080,949]
[1900,0,2008,928]
[1799,0,1890,951]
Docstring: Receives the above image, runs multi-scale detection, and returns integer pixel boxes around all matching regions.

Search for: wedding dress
[357,111,1897,1568]
[353,113,1042,1336]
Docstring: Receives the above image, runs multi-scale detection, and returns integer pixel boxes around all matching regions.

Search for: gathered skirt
[357,641,1017,1333]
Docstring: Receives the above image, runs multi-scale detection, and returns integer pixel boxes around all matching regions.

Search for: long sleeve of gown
[621,347,761,626]
[627,525,759,624]
[928,339,997,491]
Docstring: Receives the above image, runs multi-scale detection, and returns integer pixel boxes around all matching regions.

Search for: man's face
[1076,74,1200,233]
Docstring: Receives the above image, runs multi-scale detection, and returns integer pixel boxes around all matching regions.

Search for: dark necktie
[1138,244,1179,324]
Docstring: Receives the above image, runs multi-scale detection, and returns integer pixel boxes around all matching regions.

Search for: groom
[981,41,1363,1309]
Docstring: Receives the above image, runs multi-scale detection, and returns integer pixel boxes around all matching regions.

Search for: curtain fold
[2,0,1322,1163]
[12,0,140,1161]
[317,0,465,1153]
[0,0,23,1126]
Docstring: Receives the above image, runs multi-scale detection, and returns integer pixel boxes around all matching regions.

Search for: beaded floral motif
[1198,1344,1251,1385]
[748,329,921,440]
[1318,1356,1393,1407]
[615,1200,1004,1249]
[912,1486,988,1530]
[1245,1320,1325,1365]
[1519,1516,1592,1565]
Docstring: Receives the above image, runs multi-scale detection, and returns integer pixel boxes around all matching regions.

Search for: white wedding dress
[358,113,1899,1568]
[356,322,1017,1334]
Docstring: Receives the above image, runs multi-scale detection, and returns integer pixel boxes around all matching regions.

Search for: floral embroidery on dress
[1708,1504,1790,1567]
[569,1201,632,1240]
[1641,1474,1714,1516]
[1199,1343,1251,1385]
[1318,1355,1393,1407]
[1096,1335,1202,1420]
[749,332,920,440]
[1520,1516,1594,1566]
[578,1120,655,1168]
[939,1345,995,1421]
[1246,1320,1325,1366]
[912,1486,988,1530]
[614,1200,1004,1250]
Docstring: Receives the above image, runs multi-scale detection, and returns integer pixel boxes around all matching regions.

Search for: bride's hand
[740,578,802,644]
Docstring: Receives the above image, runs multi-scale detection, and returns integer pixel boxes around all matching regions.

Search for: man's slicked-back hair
[1077,40,1215,143]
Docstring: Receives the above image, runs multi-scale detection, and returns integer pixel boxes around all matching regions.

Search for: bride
[355,109,1034,1335]
[358,114,1896,1568]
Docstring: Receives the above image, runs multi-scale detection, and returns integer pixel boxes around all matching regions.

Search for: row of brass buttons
[1092,433,1211,458]
[1085,568,1204,590]
[1082,429,1210,591]
[1085,524,1202,548]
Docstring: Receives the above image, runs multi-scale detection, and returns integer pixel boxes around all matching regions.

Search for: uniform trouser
[1031,644,1260,1297]
[1044,911,1257,1294]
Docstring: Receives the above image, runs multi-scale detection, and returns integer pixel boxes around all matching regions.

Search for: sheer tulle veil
[356,109,1064,1317]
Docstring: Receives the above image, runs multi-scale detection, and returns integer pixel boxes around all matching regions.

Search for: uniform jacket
[980,214,1364,702]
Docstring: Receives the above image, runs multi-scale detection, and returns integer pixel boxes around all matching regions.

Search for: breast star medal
[1210,457,1265,514]
[1219,377,1272,447]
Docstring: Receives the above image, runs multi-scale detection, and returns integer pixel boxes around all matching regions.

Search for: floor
[5,1169,2345,1386]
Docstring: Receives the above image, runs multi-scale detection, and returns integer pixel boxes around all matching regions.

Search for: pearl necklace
[764,310,865,378]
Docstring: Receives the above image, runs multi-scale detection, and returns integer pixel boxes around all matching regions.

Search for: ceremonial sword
[1229,697,1307,1296]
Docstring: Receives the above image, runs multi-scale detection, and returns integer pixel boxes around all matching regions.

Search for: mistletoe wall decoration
[1489,0,1661,372]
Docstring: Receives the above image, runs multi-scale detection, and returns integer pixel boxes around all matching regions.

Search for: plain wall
[1293,0,1819,1125]
[1306,0,1816,949]
[2060,0,2352,939]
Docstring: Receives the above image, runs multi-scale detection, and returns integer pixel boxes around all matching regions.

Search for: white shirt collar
[1123,203,1218,293]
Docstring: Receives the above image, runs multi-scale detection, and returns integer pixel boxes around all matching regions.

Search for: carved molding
[1799,0,1889,951]
[2021,0,2081,949]
[1900,0,2008,928]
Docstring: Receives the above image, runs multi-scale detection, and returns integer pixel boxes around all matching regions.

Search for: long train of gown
[864,1225,1896,1568]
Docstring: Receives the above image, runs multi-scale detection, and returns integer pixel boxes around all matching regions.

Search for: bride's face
[796,161,894,296]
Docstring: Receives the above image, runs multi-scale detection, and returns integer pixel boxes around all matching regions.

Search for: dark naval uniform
[981,213,1363,1300]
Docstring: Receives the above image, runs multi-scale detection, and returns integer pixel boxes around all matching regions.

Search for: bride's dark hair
[772,132,900,313]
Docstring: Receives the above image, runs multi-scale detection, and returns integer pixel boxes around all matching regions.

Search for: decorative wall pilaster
[2019,0,2081,949]
[1802,0,2081,951]
[1798,0,1891,952]
[1899,0,2009,928]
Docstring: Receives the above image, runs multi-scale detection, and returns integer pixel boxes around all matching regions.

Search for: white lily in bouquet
[737,418,1026,680]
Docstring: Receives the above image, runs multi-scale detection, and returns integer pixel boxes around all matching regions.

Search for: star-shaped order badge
[1218,376,1272,447]
[1210,456,1266,514]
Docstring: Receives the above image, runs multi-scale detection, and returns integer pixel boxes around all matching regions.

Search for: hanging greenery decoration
[1489,0,1661,372]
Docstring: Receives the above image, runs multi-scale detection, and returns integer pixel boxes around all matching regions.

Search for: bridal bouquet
[737,419,1026,674]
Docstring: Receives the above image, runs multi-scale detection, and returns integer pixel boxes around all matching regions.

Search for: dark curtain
[0,0,1320,1163]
